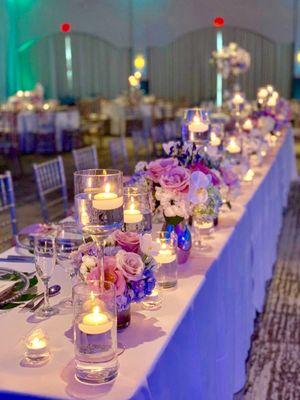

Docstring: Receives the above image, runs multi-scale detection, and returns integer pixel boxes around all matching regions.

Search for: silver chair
[150,126,167,156]
[33,156,68,223]
[72,145,99,171]
[131,130,151,162]
[0,171,17,251]
[108,137,130,175]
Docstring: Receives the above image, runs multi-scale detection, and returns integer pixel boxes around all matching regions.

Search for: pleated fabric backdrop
[148,27,293,103]
[18,32,131,100]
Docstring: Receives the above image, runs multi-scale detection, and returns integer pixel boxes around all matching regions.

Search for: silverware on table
[22,284,61,312]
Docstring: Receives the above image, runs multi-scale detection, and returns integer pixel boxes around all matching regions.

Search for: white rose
[82,255,97,269]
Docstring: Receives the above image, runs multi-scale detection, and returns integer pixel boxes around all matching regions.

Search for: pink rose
[112,230,140,253]
[220,167,239,188]
[116,250,144,281]
[190,163,221,186]
[159,166,190,193]
[146,158,178,183]
[87,256,126,296]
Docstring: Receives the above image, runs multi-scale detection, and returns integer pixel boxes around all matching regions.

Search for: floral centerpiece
[161,141,239,202]
[71,230,157,319]
[211,42,251,79]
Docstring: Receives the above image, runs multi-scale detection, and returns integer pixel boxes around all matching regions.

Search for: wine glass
[74,169,124,289]
[56,222,83,307]
[34,234,58,317]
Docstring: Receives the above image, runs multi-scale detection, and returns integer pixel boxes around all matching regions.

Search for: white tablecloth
[0,131,296,400]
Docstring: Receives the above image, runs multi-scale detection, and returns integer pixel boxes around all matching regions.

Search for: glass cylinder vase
[73,281,118,384]
[123,186,152,233]
[181,108,210,145]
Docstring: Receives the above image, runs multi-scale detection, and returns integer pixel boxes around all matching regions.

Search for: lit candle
[243,169,255,182]
[154,243,176,264]
[243,119,253,131]
[232,93,244,106]
[198,221,214,230]
[226,137,241,154]
[210,131,221,146]
[79,306,113,335]
[25,329,50,362]
[124,197,143,224]
[92,183,123,210]
[188,115,209,133]
[258,88,268,99]
[267,95,277,107]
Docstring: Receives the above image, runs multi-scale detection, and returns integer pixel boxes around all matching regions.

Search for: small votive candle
[243,119,253,131]
[24,329,50,365]
[226,137,241,154]
[210,131,221,147]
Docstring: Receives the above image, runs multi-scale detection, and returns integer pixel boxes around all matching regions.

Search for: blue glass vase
[165,221,192,264]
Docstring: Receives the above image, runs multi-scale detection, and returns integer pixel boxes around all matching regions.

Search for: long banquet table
[0,130,297,400]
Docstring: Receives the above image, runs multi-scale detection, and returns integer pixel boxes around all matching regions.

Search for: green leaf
[29,276,38,288]
[0,302,19,310]
[164,215,184,226]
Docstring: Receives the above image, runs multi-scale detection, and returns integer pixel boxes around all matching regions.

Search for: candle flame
[105,183,110,193]
[93,305,100,316]
[161,243,167,250]
[129,196,136,211]
[193,115,200,124]
[103,170,107,175]
[32,337,42,347]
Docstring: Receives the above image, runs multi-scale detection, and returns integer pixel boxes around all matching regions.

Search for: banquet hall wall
[0,0,295,102]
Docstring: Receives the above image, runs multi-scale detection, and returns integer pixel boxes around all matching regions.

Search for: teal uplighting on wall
[5,0,37,95]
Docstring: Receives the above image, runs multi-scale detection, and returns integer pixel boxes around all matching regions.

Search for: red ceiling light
[213,17,224,27]
[60,22,71,33]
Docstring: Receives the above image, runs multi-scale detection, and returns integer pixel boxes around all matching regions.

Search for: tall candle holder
[74,169,124,289]
[73,281,118,384]
[123,186,152,233]
[153,231,178,289]
[182,108,210,145]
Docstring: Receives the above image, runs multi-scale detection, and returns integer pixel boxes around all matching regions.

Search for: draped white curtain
[148,27,293,103]
[18,32,130,100]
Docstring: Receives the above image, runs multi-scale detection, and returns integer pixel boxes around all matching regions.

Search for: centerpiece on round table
[71,230,157,329]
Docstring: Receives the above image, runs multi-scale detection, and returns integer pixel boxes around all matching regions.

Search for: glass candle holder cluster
[182,108,210,145]
[123,186,152,233]
[73,281,118,384]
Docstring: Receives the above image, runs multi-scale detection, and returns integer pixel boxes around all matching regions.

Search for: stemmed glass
[56,222,83,308]
[74,169,124,290]
[34,234,58,317]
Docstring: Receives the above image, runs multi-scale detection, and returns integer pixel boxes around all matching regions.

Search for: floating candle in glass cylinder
[210,131,221,147]
[154,231,178,289]
[73,282,118,384]
[123,186,152,233]
[74,169,124,236]
[124,197,143,224]
[182,108,210,145]
[92,183,123,211]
